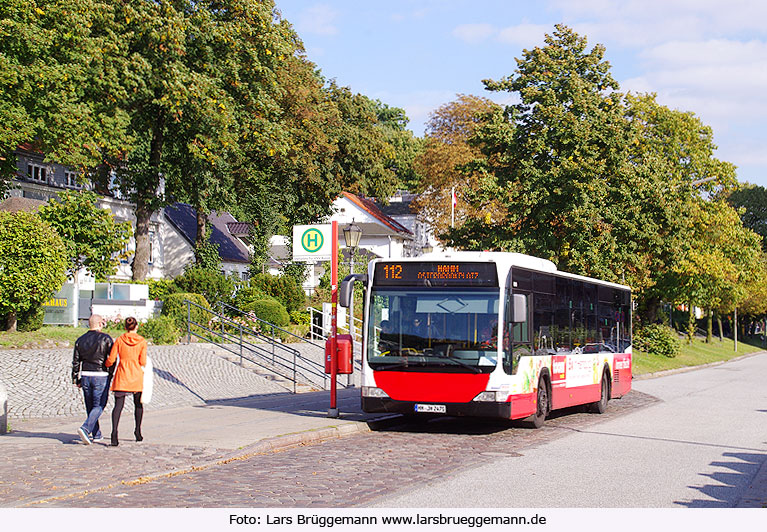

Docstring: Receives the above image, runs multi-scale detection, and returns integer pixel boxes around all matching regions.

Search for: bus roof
[373,251,631,291]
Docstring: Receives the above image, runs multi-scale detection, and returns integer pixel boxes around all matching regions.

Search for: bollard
[0,382,7,435]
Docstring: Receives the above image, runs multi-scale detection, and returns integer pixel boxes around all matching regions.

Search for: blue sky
[276,1,767,187]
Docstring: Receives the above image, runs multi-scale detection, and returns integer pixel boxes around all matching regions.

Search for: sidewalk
[0,344,395,507]
[5,386,389,451]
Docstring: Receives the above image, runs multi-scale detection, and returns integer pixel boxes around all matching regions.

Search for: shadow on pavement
[676,451,767,507]
[188,387,370,420]
[2,430,80,445]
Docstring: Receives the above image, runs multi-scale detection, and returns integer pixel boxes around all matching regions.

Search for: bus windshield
[366,287,500,373]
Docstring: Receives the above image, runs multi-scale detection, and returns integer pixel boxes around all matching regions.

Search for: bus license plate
[415,403,446,413]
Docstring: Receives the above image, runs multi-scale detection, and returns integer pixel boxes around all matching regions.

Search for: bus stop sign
[292,224,333,262]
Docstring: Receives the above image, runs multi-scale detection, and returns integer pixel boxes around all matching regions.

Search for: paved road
[372,353,767,508]
[3,389,655,507]
[1,344,765,509]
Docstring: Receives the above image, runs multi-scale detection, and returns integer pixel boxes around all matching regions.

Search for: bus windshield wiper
[424,349,482,374]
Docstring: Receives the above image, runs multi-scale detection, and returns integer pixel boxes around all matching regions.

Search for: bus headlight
[362,386,390,398]
[472,391,505,402]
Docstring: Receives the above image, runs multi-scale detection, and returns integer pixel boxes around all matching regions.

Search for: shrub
[249,273,306,314]
[140,316,180,345]
[289,310,310,325]
[146,278,180,302]
[162,292,211,330]
[15,306,45,332]
[174,266,235,307]
[635,324,680,358]
[232,284,276,312]
[244,299,289,328]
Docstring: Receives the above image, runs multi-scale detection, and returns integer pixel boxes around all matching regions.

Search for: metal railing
[307,305,363,342]
[184,299,353,392]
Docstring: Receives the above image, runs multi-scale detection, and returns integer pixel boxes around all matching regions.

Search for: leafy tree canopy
[0,211,67,330]
[38,190,132,281]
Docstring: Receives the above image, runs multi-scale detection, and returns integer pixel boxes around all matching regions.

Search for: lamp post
[343,221,362,386]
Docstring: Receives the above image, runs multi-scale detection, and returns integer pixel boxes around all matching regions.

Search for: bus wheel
[590,370,610,414]
[530,377,549,429]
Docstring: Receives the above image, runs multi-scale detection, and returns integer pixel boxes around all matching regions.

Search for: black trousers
[111,392,143,440]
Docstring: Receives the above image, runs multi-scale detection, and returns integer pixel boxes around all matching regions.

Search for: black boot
[134,429,143,442]
[110,432,119,446]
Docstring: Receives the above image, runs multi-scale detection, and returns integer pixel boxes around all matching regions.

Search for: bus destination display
[373,262,498,287]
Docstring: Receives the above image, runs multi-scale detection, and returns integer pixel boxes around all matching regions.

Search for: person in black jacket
[72,314,114,445]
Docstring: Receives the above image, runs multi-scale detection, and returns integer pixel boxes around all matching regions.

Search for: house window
[27,163,47,183]
[64,171,80,188]
[241,271,249,281]
[148,230,155,264]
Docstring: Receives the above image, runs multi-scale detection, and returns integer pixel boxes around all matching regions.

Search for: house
[164,203,252,280]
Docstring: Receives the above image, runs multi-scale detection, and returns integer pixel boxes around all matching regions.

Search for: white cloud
[496,23,550,49]
[452,24,496,44]
[551,0,767,46]
[623,39,767,124]
[295,4,339,36]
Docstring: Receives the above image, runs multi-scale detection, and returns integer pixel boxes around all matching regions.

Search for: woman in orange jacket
[106,317,147,446]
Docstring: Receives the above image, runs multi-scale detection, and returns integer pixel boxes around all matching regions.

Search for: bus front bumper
[362,396,512,419]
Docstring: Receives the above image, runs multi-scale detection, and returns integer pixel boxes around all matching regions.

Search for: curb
[633,350,767,381]
[0,382,7,435]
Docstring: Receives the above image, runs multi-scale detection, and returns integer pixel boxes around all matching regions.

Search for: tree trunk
[687,304,695,344]
[132,115,164,281]
[195,207,208,263]
[132,199,151,281]
[706,308,712,343]
[717,313,723,342]
[6,311,17,332]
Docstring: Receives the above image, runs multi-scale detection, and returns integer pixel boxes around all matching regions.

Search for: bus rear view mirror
[340,274,368,307]
[512,294,527,322]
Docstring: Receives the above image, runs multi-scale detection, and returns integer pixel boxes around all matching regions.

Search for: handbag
[141,355,154,404]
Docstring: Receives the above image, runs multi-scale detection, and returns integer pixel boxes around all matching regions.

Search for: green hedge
[174,267,236,306]
[140,316,181,344]
[244,299,289,328]
[249,273,305,314]
[232,285,276,312]
[162,292,211,329]
[635,324,680,358]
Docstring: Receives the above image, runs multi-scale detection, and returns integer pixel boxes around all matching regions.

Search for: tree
[412,94,501,236]
[325,82,403,200]
[439,25,741,326]
[0,211,67,331]
[38,190,132,281]
[102,0,295,280]
[443,25,637,281]
[662,199,761,342]
[0,0,130,193]
[727,184,767,251]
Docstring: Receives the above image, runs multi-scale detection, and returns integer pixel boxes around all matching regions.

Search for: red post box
[325,334,353,374]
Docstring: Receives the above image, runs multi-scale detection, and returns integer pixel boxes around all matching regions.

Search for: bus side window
[504,292,530,375]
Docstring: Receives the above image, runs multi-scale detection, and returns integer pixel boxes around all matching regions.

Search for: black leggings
[111,392,143,439]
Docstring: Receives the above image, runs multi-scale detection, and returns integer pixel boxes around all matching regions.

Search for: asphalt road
[372,353,767,508]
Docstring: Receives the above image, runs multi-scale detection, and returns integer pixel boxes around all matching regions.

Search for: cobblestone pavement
[0,345,288,419]
[2,391,657,508]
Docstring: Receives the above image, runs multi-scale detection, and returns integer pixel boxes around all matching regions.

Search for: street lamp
[342,221,362,249]
[343,221,362,386]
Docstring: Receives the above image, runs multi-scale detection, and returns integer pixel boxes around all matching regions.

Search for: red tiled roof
[342,192,412,235]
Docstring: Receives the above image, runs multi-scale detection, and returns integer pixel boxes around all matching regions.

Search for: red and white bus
[340,252,632,427]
